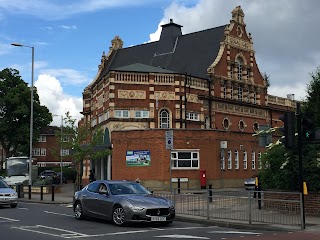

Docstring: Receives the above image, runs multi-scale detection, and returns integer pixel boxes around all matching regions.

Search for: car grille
[0,193,11,197]
[146,208,169,216]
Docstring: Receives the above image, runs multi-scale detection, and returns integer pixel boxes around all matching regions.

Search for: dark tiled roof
[101,24,227,80]
[112,63,176,74]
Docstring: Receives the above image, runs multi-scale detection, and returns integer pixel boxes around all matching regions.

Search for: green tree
[304,66,320,126]
[56,112,111,186]
[258,66,320,192]
[0,68,52,167]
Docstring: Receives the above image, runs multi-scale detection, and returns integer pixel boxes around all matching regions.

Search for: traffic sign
[165,130,173,149]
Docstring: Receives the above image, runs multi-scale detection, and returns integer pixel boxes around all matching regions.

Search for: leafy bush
[33,179,53,186]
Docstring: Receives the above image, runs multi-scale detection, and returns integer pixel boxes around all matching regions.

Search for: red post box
[200,170,207,189]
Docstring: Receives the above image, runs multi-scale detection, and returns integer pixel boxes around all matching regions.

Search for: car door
[93,183,114,220]
[82,182,100,217]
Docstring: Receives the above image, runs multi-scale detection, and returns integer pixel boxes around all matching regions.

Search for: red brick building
[80,6,295,188]
[33,126,73,168]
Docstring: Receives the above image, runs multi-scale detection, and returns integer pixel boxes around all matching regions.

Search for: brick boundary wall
[263,192,320,216]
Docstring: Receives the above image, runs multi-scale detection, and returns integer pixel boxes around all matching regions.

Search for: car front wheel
[112,206,126,226]
[74,202,85,220]
[10,203,17,208]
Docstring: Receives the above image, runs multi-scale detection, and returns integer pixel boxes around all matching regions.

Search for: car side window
[87,182,100,193]
[98,183,107,192]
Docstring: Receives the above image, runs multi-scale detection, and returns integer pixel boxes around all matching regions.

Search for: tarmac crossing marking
[44,210,74,217]
[0,216,20,222]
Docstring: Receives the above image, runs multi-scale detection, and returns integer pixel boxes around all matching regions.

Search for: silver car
[0,179,18,208]
[73,180,175,226]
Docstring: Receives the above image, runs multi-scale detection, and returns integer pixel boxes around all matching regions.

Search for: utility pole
[297,102,305,229]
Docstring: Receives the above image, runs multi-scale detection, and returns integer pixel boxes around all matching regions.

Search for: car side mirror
[99,189,108,195]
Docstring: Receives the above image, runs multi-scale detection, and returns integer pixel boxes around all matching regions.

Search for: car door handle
[83,195,86,198]
[95,197,98,200]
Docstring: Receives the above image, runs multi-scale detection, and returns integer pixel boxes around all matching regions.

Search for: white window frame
[104,111,110,120]
[98,114,104,123]
[115,110,129,118]
[258,152,262,169]
[159,109,170,128]
[91,118,97,127]
[243,151,248,170]
[33,148,46,156]
[38,136,46,142]
[61,149,70,156]
[227,150,232,169]
[251,151,256,170]
[171,150,199,170]
[186,112,199,121]
[235,150,239,169]
[135,110,149,119]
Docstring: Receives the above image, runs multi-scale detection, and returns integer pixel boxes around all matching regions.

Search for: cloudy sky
[1,0,319,126]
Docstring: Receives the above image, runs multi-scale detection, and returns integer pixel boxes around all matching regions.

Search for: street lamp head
[11,42,24,47]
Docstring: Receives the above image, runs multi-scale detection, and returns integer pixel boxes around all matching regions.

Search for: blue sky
[1,0,320,125]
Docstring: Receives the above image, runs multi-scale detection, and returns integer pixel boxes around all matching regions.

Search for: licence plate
[1,198,8,201]
[151,216,166,221]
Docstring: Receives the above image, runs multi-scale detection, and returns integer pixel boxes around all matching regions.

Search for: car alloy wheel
[112,206,125,226]
[74,202,84,220]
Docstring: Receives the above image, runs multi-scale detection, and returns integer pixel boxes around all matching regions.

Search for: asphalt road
[0,202,319,240]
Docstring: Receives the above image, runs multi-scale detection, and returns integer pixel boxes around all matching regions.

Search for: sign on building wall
[165,130,173,149]
[126,150,151,166]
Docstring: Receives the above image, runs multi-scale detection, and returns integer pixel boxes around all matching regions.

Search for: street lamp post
[53,114,63,185]
[11,43,34,186]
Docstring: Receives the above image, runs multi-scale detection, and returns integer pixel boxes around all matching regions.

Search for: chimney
[159,19,183,41]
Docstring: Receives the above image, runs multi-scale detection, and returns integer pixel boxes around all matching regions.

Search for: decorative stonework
[97,95,104,109]
[154,91,175,100]
[186,93,199,103]
[226,35,252,51]
[118,90,146,99]
[215,103,266,118]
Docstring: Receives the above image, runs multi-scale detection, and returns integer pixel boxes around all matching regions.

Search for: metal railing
[155,189,303,229]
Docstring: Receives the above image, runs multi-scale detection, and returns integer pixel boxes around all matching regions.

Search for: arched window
[236,57,243,80]
[159,109,170,128]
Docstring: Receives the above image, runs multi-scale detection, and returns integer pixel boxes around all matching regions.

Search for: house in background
[80,6,295,188]
[33,126,73,168]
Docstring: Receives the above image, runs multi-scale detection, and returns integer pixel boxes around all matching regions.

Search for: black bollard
[51,185,55,201]
[208,184,213,202]
[40,186,43,200]
[28,185,31,200]
[17,184,21,198]
[258,189,262,210]
[177,178,181,194]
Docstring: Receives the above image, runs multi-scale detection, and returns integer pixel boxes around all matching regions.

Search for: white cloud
[35,74,83,126]
[149,0,320,100]
[39,68,90,85]
[59,25,77,30]
[0,42,11,55]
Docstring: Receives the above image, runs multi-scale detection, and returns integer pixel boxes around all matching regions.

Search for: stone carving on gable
[226,35,252,51]
[118,90,146,99]
[155,91,175,100]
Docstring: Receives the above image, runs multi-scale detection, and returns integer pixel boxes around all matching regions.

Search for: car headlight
[131,206,145,211]
[11,192,18,197]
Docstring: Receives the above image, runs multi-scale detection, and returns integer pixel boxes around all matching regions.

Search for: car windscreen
[109,183,150,195]
[0,180,10,188]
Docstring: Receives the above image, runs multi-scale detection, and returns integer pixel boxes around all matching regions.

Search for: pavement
[18,183,320,233]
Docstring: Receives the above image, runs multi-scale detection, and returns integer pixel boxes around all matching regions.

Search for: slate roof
[113,63,176,74]
[101,22,227,80]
